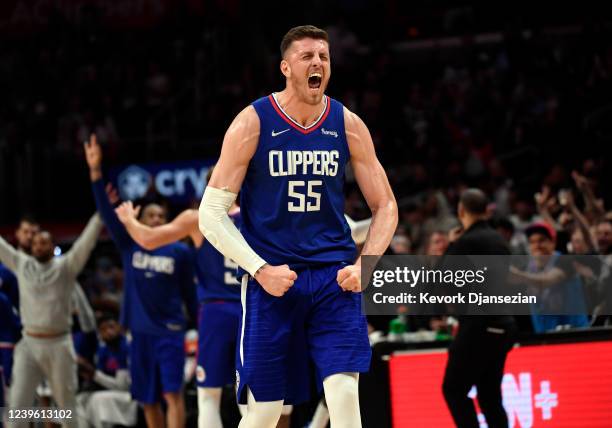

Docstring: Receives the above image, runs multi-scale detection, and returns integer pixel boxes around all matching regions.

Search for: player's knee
[198,386,222,399]
[242,408,282,428]
[197,387,222,407]
[143,403,162,412]
[163,391,184,407]
[281,404,293,415]
[240,390,283,428]
[323,373,359,404]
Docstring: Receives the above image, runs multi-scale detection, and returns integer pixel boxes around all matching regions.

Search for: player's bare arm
[199,106,297,297]
[116,203,203,249]
[509,265,567,287]
[337,107,398,292]
[84,134,103,181]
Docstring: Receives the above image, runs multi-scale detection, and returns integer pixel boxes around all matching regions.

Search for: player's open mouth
[308,72,322,90]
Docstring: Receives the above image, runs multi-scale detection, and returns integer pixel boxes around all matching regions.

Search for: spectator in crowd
[510,222,590,332]
[595,219,612,257]
[424,230,450,256]
[77,314,136,428]
[390,227,412,254]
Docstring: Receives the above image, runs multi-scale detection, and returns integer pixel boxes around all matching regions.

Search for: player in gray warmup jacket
[0,214,103,428]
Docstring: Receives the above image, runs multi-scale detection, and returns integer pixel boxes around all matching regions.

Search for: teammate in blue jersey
[95,314,130,381]
[112,176,247,428]
[113,164,370,428]
[0,262,18,310]
[199,25,398,428]
[85,135,197,428]
[0,292,21,411]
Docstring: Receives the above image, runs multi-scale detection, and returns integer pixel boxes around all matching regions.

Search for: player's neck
[274,90,326,128]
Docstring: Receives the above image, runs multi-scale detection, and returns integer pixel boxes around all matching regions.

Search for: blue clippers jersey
[242,94,356,269]
[92,180,197,336]
[0,263,18,311]
[195,212,241,302]
[0,292,20,343]
[96,336,129,376]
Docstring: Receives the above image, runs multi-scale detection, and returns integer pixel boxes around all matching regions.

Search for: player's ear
[280,59,291,78]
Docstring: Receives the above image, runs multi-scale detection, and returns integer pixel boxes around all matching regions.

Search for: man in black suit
[442,189,517,428]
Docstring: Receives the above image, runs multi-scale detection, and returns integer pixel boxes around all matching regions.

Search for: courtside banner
[389,341,612,427]
[107,159,215,205]
[360,255,610,316]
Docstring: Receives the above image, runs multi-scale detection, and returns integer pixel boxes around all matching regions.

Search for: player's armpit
[344,107,398,260]
[207,106,260,193]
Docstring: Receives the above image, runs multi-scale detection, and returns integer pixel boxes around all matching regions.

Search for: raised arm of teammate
[198,106,297,297]
[337,108,398,292]
[84,134,132,248]
[63,213,104,278]
[115,203,203,250]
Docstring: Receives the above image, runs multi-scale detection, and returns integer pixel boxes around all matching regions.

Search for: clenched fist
[255,264,297,297]
[337,264,361,292]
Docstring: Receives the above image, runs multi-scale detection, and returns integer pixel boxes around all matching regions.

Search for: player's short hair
[460,188,488,215]
[34,230,54,243]
[19,214,39,227]
[137,202,167,220]
[280,25,329,58]
[98,312,118,326]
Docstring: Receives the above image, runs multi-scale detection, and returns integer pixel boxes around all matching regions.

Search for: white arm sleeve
[199,186,267,276]
[344,215,372,245]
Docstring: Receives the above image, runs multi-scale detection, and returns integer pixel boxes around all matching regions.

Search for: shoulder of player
[342,106,373,160]
[229,105,261,137]
[342,106,368,140]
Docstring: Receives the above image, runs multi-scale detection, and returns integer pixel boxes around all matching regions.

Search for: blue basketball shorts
[236,263,371,405]
[196,300,241,388]
[130,332,185,404]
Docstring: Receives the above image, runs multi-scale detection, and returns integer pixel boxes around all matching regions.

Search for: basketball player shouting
[198,25,397,428]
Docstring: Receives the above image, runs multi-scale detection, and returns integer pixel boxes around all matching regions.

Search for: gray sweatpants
[8,334,78,428]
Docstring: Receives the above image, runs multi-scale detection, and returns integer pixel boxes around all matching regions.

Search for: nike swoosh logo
[271,129,290,137]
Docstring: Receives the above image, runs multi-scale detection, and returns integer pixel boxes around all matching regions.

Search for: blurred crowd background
[1,1,612,426]
[0,0,611,334]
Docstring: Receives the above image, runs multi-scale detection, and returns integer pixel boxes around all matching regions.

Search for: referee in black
[442,189,517,428]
